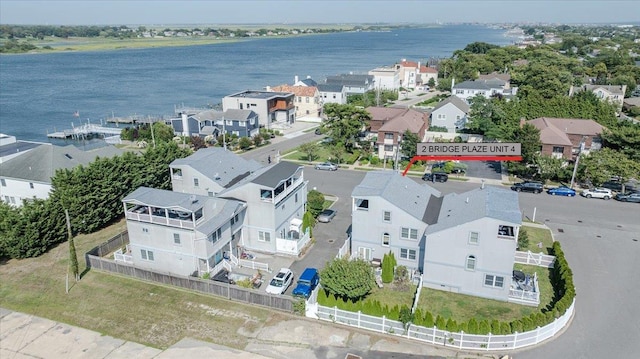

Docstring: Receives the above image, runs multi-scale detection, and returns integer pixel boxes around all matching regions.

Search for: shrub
[491,319,500,334]
[238,136,252,150]
[467,318,479,334]
[370,156,381,165]
[381,252,394,283]
[518,227,530,250]
[345,150,361,164]
[510,319,523,333]
[399,306,414,330]
[446,318,458,332]
[478,319,491,335]
[435,315,446,329]
[423,311,434,328]
[500,322,511,335]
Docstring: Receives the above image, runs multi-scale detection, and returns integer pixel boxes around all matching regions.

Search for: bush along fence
[85,233,294,313]
[307,241,576,351]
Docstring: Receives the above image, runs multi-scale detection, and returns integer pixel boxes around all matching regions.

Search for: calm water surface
[0,25,514,142]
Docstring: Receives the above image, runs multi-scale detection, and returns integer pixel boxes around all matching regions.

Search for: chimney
[294,75,299,84]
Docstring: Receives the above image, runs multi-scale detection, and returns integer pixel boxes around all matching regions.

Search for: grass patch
[0,219,274,349]
[520,225,554,255]
[416,287,538,323]
[366,284,416,309]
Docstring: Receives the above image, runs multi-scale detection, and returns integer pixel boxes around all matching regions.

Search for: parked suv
[601,181,636,193]
[292,268,320,299]
[581,187,613,200]
[422,172,449,183]
[265,268,293,295]
[510,181,543,193]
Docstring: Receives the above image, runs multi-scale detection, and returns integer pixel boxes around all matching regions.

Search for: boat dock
[47,123,122,141]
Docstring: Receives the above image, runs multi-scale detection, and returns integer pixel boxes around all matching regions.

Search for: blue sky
[1,0,638,26]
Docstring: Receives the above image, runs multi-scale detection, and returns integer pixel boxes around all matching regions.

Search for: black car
[601,181,636,193]
[422,172,448,182]
[510,181,543,193]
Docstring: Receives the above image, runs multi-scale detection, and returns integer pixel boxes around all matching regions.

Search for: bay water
[0,25,513,143]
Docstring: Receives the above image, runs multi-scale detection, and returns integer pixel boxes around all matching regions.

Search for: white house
[452,78,517,102]
[368,65,401,90]
[122,187,247,277]
[0,143,124,207]
[324,74,375,95]
[351,171,524,303]
[317,84,347,105]
[569,84,627,111]
[430,96,470,133]
[222,90,296,129]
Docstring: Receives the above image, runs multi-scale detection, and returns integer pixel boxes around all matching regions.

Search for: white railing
[113,246,133,263]
[411,274,423,313]
[508,272,540,306]
[208,259,231,276]
[238,258,270,272]
[514,251,555,268]
[311,298,575,351]
[336,237,350,259]
[125,212,195,229]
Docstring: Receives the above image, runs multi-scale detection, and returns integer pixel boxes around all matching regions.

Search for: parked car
[510,181,543,193]
[614,192,640,203]
[601,181,636,193]
[581,187,613,200]
[317,209,337,223]
[265,268,293,295]
[422,172,448,183]
[547,186,576,197]
[292,268,320,299]
[314,162,338,171]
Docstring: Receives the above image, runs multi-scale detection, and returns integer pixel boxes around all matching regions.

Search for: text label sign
[417,143,521,156]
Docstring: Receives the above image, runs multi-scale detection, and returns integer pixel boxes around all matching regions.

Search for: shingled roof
[170,148,262,188]
[528,117,605,146]
[271,84,318,97]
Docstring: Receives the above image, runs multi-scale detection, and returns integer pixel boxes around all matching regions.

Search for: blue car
[547,186,576,197]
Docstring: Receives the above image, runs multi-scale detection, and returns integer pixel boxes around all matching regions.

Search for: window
[382,233,390,246]
[355,198,369,210]
[466,255,476,270]
[9,197,15,204]
[401,227,418,240]
[193,178,199,187]
[358,247,372,260]
[208,191,214,197]
[141,249,154,261]
[239,121,246,127]
[29,182,34,189]
[552,146,564,154]
[484,274,504,288]
[210,228,223,243]
[0,179,5,186]
[295,193,298,203]
[498,225,515,237]
[142,227,149,234]
[225,120,233,126]
[469,231,479,244]
[384,144,393,152]
[384,133,393,140]
[438,113,445,119]
[400,248,417,260]
[171,168,182,178]
[383,211,391,222]
[258,231,271,242]
[173,233,181,245]
[306,97,309,103]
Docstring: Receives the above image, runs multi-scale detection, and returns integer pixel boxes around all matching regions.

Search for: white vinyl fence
[514,251,556,268]
[310,299,575,351]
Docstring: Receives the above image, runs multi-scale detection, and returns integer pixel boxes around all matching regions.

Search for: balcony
[125,205,199,229]
[269,102,295,112]
[259,176,305,205]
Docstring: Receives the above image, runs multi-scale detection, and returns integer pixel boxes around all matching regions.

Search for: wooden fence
[85,233,294,313]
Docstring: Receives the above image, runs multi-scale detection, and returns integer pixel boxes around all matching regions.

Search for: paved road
[242,125,640,358]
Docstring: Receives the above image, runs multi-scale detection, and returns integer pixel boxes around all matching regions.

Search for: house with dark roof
[365,107,429,160]
[222,90,295,129]
[324,74,374,95]
[351,171,525,303]
[527,117,605,160]
[0,143,124,207]
[317,83,347,105]
[171,108,260,139]
[122,187,247,277]
[430,95,470,133]
[569,84,627,111]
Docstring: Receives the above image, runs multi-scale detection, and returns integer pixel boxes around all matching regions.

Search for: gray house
[170,109,260,139]
[219,161,309,255]
[430,96,470,133]
[170,147,262,197]
[324,74,375,95]
[317,84,347,105]
[122,187,247,277]
[351,171,523,302]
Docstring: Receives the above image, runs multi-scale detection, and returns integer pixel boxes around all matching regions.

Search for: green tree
[151,121,176,144]
[299,142,320,162]
[302,210,314,238]
[534,154,565,183]
[600,125,640,162]
[398,306,414,330]
[329,144,346,164]
[518,227,530,250]
[400,129,419,159]
[253,134,264,147]
[307,190,325,217]
[320,258,375,301]
[381,252,394,283]
[238,136,252,150]
[580,148,640,189]
[69,237,79,281]
[322,103,371,151]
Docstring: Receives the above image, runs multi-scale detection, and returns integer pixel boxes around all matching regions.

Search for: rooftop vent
[190,195,198,204]
[465,197,469,204]
[214,172,221,180]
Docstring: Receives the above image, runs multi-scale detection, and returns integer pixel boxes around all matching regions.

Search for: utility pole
[149,117,156,148]
[570,137,586,189]
[222,116,227,151]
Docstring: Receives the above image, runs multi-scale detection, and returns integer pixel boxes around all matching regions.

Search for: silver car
[317,209,337,223]
[581,187,613,200]
[314,162,338,171]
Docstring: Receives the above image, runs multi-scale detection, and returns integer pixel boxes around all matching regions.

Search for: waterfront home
[269,84,322,119]
[171,108,260,139]
[368,65,401,90]
[317,84,347,105]
[222,90,296,129]
[324,74,375,95]
[396,59,437,90]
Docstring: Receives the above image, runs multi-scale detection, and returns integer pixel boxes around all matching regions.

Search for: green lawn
[0,219,275,349]
[519,225,554,255]
[366,284,417,309]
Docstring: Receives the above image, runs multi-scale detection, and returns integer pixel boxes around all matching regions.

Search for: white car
[581,187,613,200]
[265,268,293,295]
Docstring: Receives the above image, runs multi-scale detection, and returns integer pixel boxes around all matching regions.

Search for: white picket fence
[310,298,575,351]
[514,251,555,268]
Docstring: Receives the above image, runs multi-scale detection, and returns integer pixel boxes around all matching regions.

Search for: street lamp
[570,136,587,189]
